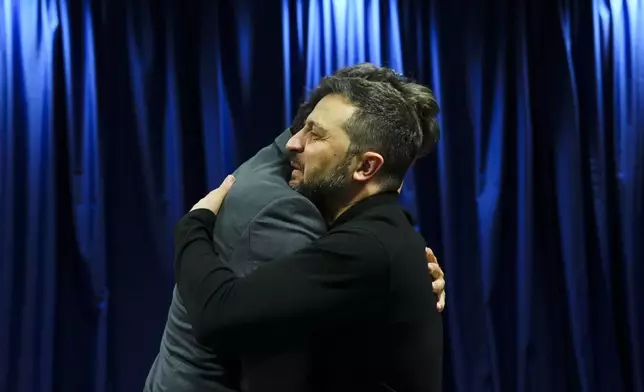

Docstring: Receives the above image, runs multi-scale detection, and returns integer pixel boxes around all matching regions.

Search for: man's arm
[174,208,387,351]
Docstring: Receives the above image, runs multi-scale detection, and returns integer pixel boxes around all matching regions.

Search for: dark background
[2,0,643,391]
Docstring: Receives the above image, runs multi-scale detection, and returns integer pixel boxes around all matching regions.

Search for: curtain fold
[0,1,59,391]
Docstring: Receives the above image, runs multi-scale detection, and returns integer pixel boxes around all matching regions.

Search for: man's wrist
[188,208,217,222]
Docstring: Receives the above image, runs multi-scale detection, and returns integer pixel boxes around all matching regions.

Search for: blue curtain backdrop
[1,0,643,391]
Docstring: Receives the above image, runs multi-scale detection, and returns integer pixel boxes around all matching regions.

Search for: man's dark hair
[303,76,428,191]
[291,63,440,157]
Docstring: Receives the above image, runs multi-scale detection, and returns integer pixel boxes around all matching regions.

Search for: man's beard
[291,157,353,216]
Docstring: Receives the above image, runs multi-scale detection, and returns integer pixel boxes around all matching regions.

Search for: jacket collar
[330,191,402,229]
[273,128,294,158]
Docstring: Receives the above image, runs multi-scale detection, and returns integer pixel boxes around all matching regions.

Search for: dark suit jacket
[144,129,326,391]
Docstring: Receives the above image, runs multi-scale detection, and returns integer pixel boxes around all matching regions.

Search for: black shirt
[174,192,443,391]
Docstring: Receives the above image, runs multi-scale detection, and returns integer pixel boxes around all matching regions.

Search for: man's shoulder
[322,224,389,263]
[214,182,325,274]
[225,180,318,222]
[213,178,324,252]
[331,205,422,260]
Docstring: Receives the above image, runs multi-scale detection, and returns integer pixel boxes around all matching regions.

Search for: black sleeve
[174,209,388,350]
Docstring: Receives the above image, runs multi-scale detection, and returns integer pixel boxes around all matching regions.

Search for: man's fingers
[427,262,443,279]
[212,175,236,200]
[429,262,446,312]
[190,175,236,213]
[437,291,445,312]
[425,250,446,313]
[431,277,445,293]
[219,175,236,193]
[425,247,437,264]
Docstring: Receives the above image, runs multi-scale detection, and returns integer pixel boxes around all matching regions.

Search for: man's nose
[286,131,304,152]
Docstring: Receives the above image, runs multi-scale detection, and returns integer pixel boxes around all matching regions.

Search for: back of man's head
[291,63,440,157]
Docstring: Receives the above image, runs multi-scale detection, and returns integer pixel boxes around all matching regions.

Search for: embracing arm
[174,207,387,350]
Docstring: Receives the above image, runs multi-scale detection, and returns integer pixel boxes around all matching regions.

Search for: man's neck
[325,182,382,224]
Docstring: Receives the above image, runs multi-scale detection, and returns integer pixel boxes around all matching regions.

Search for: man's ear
[352,152,384,182]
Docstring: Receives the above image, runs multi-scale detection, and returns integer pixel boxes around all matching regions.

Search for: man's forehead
[306,94,356,130]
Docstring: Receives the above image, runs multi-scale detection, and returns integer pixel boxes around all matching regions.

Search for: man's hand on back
[191,175,236,214]
[425,247,445,312]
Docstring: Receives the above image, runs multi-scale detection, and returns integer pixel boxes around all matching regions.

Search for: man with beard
[174,68,444,391]
[143,63,445,392]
